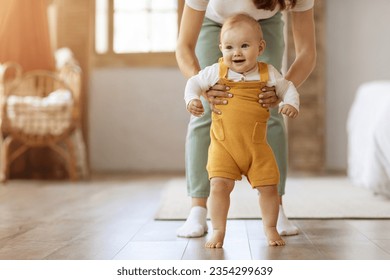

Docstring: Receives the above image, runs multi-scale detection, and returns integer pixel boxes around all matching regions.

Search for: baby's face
[220,23,263,74]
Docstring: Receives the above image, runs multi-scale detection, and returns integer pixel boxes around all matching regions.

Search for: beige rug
[155,176,390,219]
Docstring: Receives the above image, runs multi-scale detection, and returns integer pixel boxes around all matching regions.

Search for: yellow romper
[207,59,280,188]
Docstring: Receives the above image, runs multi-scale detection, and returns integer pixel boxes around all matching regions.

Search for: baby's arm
[267,65,300,119]
[184,75,205,117]
[187,99,205,117]
[279,104,298,118]
[184,64,220,117]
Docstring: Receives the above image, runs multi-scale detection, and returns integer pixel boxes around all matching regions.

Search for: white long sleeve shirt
[184,63,299,111]
[186,0,315,24]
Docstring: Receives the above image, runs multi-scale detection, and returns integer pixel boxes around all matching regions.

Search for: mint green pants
[186,13,287,197]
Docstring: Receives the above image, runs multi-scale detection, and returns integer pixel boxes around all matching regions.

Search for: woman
[176,0,316,238]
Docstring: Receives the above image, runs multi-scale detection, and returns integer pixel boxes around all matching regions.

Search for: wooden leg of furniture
[72,129,89,179]
[64,137,77,181]
[0,136,13,183]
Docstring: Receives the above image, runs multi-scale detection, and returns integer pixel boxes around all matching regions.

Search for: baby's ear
[219,44,222,51]
[258,39,266,54]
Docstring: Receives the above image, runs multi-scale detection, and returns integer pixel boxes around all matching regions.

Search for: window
[94,0,184,67]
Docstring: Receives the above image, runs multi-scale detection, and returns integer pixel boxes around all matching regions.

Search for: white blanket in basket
[6,89,73,135]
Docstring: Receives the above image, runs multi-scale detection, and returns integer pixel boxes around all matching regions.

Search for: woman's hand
[203,84,233,115]
[258,86,281,108]
[205,84,280,114]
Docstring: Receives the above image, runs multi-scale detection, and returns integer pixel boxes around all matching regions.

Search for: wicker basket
[0,66,86,182]
[6,89,73,136]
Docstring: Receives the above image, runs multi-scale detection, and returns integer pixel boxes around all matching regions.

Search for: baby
[183,13,299,248]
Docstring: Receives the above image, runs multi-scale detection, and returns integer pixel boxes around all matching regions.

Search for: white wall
[326,0,390,170]
[89,67,189,172]
[89,0,390,173]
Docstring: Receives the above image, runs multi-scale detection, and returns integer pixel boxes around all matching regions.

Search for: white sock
[176,206,208,238]
[277,205,299,236]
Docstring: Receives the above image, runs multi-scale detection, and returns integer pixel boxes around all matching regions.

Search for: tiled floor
[0,174,389,260]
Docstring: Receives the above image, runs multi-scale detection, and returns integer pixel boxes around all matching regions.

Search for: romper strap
[258,62,269,82]
[218,58,269,82]
[218,57,229,79]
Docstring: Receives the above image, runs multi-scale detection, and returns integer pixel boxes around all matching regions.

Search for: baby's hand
[279,104,298,119]
[187,99,205,117]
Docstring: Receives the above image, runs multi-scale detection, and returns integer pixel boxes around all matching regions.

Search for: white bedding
[347,81,390,198]
[6,89,73,135]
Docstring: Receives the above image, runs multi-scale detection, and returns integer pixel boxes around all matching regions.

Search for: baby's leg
[256,185,285,246]
[205,177,235,248]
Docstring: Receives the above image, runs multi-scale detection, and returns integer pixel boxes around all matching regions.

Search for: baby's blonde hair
[220,13,263,42]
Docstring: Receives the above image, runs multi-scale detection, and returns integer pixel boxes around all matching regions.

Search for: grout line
[244,220,254,260]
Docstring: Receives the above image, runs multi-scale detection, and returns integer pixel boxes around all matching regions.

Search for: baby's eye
[225,45,233,50]
[242,43,250,48]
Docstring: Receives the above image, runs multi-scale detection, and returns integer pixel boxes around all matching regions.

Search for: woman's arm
[260,8,316,108]
[176,4,231,114]
[175,4,205,78]
[285,8,317,88]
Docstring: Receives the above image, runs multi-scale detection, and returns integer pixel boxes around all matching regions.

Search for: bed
[347,81,390,198]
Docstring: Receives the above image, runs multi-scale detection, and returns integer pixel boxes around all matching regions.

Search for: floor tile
[183,236,252,260]
[249,237,325,260]
[296,220,369,241]
[371,240,390,255]
[131,220,185,241]
[113,241,188,260]
[311,239,390,260]
[347,220,390,239]
[0,241,68,260]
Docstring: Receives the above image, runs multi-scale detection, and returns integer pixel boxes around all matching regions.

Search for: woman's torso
[186,0,315,24]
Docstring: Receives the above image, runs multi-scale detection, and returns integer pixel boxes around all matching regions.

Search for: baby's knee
[256,185,278,195]
[210,177,234,194]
